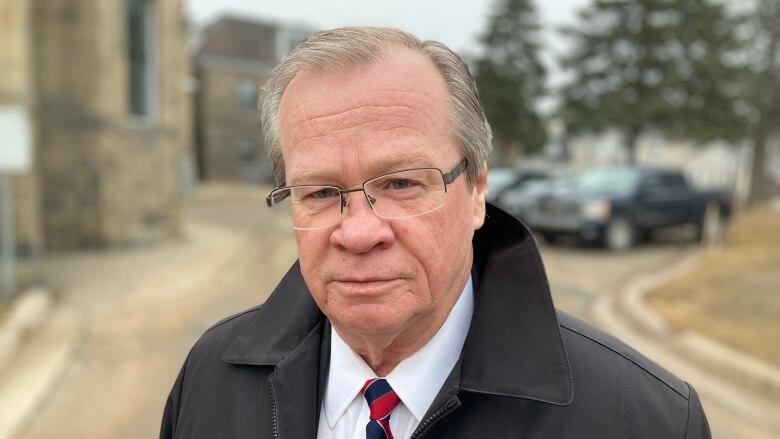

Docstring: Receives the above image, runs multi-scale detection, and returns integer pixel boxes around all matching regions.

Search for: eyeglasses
[266,159,467,230]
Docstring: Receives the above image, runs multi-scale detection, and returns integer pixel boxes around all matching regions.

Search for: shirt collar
[323,275,475,427]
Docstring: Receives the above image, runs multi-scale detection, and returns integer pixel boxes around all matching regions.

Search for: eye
[386,178,415,190]
[309,187,340,199]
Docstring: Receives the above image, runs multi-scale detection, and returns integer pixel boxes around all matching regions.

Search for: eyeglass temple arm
[266,190,290,207]
[442,159,467,185]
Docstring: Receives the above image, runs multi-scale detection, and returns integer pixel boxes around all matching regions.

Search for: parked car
[497,175,572,222]
[523,167,733,251]
[487,168,550,205]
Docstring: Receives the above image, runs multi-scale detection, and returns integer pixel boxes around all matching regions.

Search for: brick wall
[31,0,192,249]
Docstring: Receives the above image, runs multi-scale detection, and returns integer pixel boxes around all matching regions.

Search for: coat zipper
[410,396,459,438]
[267,378,280,439]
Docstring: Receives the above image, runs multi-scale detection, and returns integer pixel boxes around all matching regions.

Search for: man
[161,27,710,438]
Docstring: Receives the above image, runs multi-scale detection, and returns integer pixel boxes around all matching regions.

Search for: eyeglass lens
[281,168,447,230]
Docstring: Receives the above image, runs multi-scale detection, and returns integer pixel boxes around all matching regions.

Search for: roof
[197,16,316,66]
[198,17,278,63]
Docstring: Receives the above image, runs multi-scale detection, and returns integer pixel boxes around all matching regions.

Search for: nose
[330,190,395,254]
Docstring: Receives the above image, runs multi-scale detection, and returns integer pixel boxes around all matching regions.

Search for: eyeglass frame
[265,158,468,227]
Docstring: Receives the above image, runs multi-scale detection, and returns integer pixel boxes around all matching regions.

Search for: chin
[335,304,409,336]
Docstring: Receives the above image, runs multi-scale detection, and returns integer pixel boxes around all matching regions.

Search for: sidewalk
[0,295,80,439]
[0,184,297,439]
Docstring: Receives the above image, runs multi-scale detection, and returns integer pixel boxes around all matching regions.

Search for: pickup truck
[522,167,733,251]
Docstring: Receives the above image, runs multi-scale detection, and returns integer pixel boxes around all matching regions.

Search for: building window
[126,0,155,117]
[236,78,257,109]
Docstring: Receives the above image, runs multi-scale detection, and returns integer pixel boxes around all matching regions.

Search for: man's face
[278,47,487,341]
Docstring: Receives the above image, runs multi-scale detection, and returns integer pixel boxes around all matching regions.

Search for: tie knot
[362,378,401,421]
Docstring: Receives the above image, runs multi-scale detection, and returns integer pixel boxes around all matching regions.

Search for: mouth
[330,278,406,296]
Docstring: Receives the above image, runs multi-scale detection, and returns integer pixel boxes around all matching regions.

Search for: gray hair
[260,26,492,186]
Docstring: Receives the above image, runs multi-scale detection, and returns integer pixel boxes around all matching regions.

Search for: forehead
[278,47,457,183]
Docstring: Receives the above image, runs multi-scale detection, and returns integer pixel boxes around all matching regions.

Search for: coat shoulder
[556,310,690,400]
[553,311,711,437]
[161,304,276,438]
[187,304,264,361]
[210,304,264,335]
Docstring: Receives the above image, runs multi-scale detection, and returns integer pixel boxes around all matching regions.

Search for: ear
[472,163,488,230]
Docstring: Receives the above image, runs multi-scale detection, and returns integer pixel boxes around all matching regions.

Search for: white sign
[0,107,32,173]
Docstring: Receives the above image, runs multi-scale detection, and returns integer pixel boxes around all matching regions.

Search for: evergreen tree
[475,0,548,159]
[558,0,743,163]
[737,0,780,203]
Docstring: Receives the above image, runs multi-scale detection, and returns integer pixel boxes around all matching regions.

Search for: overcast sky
[187,0,591,108]
[187,0,590,61]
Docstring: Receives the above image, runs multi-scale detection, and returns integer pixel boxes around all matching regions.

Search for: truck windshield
[573,169,640,196]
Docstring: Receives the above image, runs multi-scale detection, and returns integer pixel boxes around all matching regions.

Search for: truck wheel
[603,216,636,251]
[698,202,724,247]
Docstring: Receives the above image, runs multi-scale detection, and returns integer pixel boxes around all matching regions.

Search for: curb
[0,289,82,439]
[619,251,780,400]
[0,288,53,374]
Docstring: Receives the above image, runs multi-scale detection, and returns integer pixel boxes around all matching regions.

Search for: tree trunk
[747,122,780,206]
[748,0,780,205]
[559,134,571,163]
[625,126,640,165]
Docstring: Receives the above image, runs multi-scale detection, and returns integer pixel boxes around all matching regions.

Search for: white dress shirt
[317,275,474,439]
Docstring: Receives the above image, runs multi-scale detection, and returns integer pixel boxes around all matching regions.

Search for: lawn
[647,205,780,366]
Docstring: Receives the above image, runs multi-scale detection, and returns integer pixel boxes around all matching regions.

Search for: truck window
[659,172,687,188]
[641,172,687,190]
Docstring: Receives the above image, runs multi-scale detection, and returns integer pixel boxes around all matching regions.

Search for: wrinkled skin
[278,46,488,374]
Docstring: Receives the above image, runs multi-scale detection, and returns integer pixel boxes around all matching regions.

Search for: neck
[339,320,444,376]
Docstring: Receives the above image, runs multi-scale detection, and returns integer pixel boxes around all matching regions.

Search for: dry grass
[647,206,780,366]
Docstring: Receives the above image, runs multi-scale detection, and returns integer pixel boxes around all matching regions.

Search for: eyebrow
[286,149,437,186]
[286,166,332,185]
[366,150,437,174]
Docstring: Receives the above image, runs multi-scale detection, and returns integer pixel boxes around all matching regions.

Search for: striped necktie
[362,378,401,439]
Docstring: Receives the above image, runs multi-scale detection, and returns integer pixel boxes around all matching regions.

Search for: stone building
[0,0,192,296]
[195,16,314,183]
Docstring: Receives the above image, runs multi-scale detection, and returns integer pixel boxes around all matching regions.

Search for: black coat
[161,205,710,438]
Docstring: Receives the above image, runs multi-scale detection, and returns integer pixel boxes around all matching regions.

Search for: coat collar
[460,204,573,405]
[223,204,573,406]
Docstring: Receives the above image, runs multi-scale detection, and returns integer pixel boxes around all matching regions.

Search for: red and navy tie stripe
[362,378,401,439]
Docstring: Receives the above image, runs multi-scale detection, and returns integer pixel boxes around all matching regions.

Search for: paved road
[8,186,767,438]
[542,237,699,321]
[542,233,705,329]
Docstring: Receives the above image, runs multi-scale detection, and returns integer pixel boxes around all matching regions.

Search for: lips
[336,276,394,283]
[329,278,406,296]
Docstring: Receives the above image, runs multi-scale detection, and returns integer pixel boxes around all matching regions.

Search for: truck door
[636,172,693,228]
